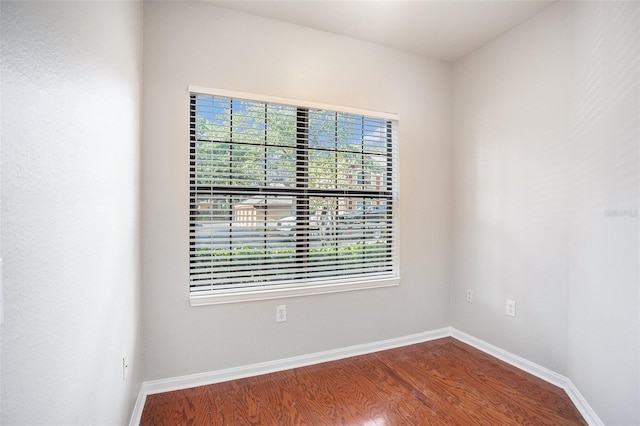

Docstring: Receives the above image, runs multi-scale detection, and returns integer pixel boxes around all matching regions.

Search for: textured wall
[452,2,639,424]
[142,2,452,381]
[1,2,143,424]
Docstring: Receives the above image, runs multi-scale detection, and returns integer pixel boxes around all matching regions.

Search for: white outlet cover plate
[276,305,286,322]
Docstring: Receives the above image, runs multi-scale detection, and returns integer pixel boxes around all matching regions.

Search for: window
[189,88,399,304]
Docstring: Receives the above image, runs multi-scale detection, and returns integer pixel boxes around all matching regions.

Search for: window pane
[266,146,296,188]
[336,113,362,152]
[362,117,389,155]
[230,144,264,186]
[308,149,336,189]
[231,99,266,145]
[266,104,297,147]
[308,110,335,149]
[194,141,231,186]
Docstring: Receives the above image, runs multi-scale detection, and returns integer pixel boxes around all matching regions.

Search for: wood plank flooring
[140,337,586,425]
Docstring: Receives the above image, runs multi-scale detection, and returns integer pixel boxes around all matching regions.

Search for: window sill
[190,277,401,306]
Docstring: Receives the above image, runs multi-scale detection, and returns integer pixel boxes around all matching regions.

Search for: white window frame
[188,86,400,306]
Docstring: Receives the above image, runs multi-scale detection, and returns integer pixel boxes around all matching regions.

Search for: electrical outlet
[506,300,516,317]
[122,354,128,381]
[466,289,473,303]
[276,305,287,322]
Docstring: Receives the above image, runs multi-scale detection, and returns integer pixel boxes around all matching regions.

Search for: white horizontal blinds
[190,93,398,292]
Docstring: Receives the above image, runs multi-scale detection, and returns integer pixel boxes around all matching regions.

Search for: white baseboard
[449,328,603,426]
[449,328,568,387]
[130,327,602,426]
[129,391,146,426]
[129,327,449,425]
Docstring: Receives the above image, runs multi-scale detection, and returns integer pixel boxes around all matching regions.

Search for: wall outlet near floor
[466,289,473,303]
[276,305,287,322]
[506,300,516,317]
[122,353,128,381]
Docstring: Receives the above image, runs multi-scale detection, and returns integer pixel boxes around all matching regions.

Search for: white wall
[453,0,572,376]
[566,3,639,424]
[452,2,639,424]
[1,2,143,424]
[142,2,452,381]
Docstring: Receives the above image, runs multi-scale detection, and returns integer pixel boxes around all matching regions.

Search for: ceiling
[209,0,553,62]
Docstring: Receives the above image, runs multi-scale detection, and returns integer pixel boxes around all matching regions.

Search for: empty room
[1,0,638,425]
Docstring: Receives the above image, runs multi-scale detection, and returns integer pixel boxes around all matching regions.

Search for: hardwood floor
[140,337,586,425]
